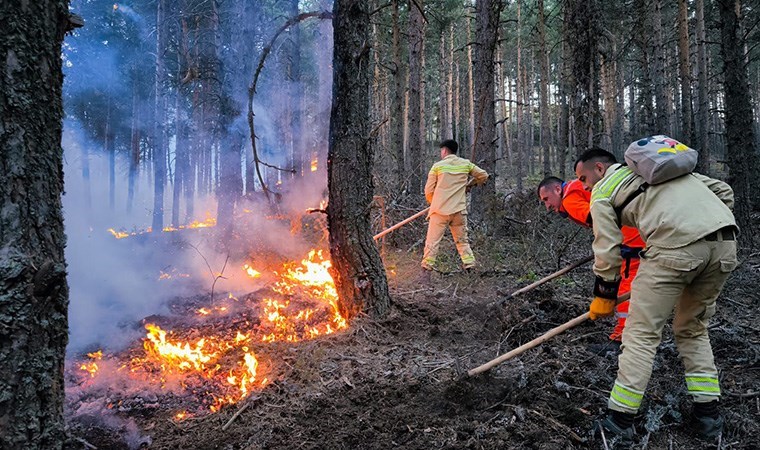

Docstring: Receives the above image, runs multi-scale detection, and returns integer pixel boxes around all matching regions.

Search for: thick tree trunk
[407,0,424,195]
[0,2,70,447]
[328,0,390,319]
[566,0,600,152]
[717,0,759,234]
[470,0,502,220]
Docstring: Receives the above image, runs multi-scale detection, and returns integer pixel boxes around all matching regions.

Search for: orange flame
[310,155,318,172]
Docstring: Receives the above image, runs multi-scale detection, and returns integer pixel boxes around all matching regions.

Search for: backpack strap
[614,182,649,223]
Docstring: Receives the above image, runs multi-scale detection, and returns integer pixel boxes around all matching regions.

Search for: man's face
[538,184,563,212]
[576,160,606,190]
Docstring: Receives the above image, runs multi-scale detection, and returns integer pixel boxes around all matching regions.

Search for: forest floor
[65,195,760,450]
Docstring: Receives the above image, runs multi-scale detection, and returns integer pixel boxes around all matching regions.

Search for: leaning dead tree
[327,0,391,319]
[0,2,77,448]
[247,10,333,200]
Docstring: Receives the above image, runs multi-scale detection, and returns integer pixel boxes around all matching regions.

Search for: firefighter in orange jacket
[538,175,645,345]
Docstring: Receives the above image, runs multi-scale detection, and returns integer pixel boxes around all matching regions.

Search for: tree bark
[717,0,759,234]
[390,0,405,192]
[153,0,169,231]
[695,0,710,172]
[328,0,391,319]
[678,0,694,144]
[538,0,551,176]
[566,0,600,153]
[470,0,502,220]
[0,1,70,447]
[407,0,424,195]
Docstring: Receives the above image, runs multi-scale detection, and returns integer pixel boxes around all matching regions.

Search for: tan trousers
[608,238,737,413]
[421,212,475,269]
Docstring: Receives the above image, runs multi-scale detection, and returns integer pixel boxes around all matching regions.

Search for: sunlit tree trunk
[328,0,390,319]
[0,2,71,447]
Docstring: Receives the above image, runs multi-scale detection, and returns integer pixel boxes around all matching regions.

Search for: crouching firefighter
[537,173,646,348]
[575,147,738,443]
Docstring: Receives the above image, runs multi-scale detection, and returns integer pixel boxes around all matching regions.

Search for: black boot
[594,410,635,447]
[691,400,723,440]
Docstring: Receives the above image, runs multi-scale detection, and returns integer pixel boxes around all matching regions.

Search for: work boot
[691,401,723,440]
[594,412,635,447]
[586,339,622,356]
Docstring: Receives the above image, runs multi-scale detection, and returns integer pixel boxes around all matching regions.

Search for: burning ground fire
[68,249,346,418]
[108,213,217,239]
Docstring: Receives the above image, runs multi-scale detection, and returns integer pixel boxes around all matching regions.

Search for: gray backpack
[613,135,699,221]
[624,135,698,184]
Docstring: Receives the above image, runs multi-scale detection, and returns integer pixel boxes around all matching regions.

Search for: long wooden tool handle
[373,207,430,241]
[467,312,590,376]
[470,292,632,376]
[493,254,594,307]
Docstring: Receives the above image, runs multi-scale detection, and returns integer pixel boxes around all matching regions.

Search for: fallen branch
[222,401,253,431]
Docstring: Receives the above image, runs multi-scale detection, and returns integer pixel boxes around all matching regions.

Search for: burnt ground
[65,200,760,450]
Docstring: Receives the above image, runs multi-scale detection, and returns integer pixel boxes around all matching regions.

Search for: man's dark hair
[537,176,564,196]
[439,139,458,154]
[575,147,617,168]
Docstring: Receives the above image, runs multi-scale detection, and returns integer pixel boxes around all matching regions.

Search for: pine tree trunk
[695,0,710,172]
[717,0,759,234]
[407,0,424,195]
[0,2,70,447]
[566,0,600,153]
[538,0,551,176]
[471,0,502,220]
[390,0,405,193]
[652,0,669,133]
[154,0,169,231]
[128,68,140,214]
[678,0,694,144]
[328,0,390,319]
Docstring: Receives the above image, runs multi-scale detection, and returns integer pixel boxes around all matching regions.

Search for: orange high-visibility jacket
[561,179,646,250]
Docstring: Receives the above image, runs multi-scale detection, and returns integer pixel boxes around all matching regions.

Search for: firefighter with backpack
[575,139,738,443]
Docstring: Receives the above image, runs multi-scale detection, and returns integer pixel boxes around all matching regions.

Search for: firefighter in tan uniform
[575,148,737,443]
[421,140,488,273]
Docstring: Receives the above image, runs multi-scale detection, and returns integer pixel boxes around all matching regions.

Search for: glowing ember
[243,264,261,278]
[311,154,318,172]
[174,411,188,421]
[108,212,216,239]
[79,350,103,378]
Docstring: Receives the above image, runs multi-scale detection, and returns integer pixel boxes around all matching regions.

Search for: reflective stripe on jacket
[425,154,488,216]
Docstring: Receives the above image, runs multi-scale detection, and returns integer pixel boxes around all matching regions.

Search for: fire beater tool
[468,292,632,376]
[488,254,594,308]
[373,207,430,241]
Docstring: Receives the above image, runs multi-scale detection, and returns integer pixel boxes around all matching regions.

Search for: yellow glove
[589,296,616,320]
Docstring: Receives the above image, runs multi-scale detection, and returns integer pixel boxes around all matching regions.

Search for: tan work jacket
[424,154,489,216]
[589,163,736,282]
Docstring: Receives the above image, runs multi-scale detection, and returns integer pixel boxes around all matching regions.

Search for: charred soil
[66,210,760,450]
